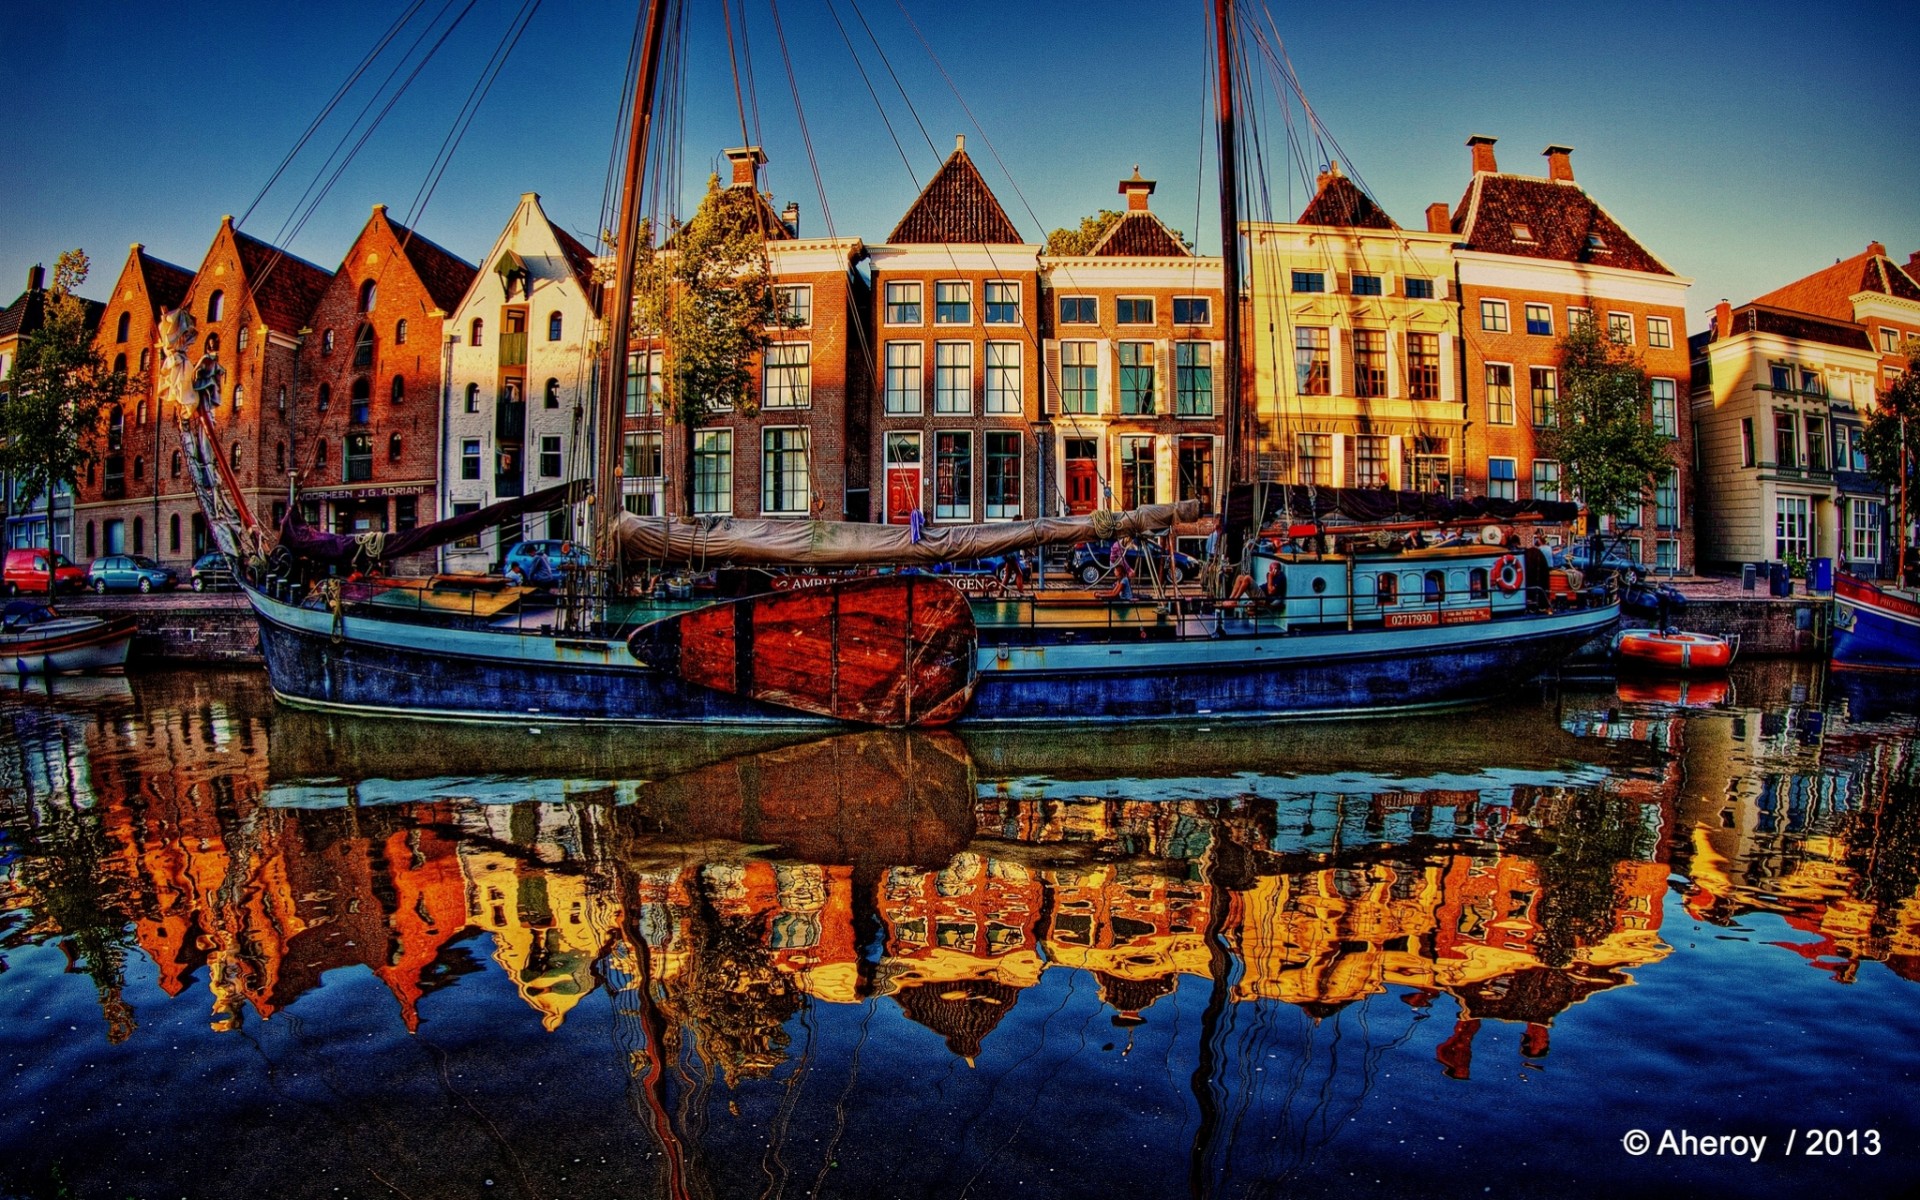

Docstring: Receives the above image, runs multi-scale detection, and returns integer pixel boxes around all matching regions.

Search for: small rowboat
[2,601,138,674]
[1614,627,1736,673]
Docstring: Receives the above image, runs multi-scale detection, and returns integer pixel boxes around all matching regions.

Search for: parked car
[1551,542,1645,575]
[4,548,87,595]
[89,553,178,594]
[1068,539,1201,585]
[190,551,237,592]
[499,539,595,583]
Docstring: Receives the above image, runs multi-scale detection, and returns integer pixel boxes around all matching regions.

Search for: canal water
[2,665,1915,1199]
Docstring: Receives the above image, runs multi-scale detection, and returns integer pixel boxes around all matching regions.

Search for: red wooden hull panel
[629,576,979,727]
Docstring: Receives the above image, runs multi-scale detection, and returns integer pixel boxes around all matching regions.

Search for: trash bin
[1741,563,1757,591]
[1768,563,1791,597]
[1811,557,1833,593]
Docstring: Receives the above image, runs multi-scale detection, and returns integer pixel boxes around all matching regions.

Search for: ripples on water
[2,664,1917,1199]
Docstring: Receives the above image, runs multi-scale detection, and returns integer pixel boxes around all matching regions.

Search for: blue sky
[3,0,1915,326]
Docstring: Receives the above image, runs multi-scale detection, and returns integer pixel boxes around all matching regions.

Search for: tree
[1043,209,1192,257]
[1536,319,1675,567]
[0,249,121,588]
[1860,336,1918,576]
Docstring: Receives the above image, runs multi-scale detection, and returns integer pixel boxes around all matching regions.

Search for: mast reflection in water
[2,666,1917,1199]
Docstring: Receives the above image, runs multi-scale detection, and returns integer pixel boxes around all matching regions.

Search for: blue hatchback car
[88,553,177,594]
[500,539,594,583]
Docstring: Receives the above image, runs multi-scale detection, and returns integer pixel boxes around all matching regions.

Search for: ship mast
[597,0,674,564]
[1214,0,1248,488]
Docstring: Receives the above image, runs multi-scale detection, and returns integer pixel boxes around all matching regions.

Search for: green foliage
[1860,339,1918,495]
[0,250,123,564]
[631,177,784,425]
[1536,320,1675,554]
[1044,209,1192,256]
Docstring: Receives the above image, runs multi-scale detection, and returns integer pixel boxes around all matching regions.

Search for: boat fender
[1494,554,1523,593]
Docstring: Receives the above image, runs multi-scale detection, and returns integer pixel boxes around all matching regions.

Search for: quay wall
[62,594,262,664]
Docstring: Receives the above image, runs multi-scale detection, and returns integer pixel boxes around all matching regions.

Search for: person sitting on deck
[1225,562,1284,609]
[1104,536,1135,601]
[526,548,559,588]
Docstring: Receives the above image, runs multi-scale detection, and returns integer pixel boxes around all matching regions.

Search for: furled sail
[279,480,589,570]
[616,501,1202,567]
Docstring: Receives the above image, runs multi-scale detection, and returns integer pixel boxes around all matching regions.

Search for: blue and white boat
[1833,572,1920,671]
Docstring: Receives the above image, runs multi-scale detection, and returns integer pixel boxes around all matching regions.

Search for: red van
[3,548,88,595]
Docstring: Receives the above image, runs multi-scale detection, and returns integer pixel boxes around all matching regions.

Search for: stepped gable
[384,214,478,312]
[886,140,1023,245]
[138,251,195,313]
[1454,174,1670,276]
[892,977,1022,1060]
[1750,242,1920,322]
[232,230,332,333]
[1297,166,1400,231]
[1090,211,1191,257]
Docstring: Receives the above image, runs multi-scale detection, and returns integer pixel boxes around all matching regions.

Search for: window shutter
[1043,339,1060,415]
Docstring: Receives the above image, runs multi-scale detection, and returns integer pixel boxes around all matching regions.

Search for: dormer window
[1510,224,1535,243]
[1586,233,1609,251]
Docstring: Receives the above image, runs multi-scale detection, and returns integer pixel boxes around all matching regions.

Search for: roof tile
[1297,173,1400,231]
[232,231,333,333]
[887,147,1022,245]
[1458,175,1669,275]
[1089,211,1191,257]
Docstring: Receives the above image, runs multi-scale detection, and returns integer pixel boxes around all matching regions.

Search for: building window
[171,451,181,478]
[1608,312,1634,344]
[1480,300,1509,332]
[1061,342,1097,414]
[692,430,733,515]
[353,324,375,369]
[774,285,811,327]
[1882,328,1903,354]
[545,311,562,341]
[1119,436,1156,508]
[275,442,285,471]
[389,433,403,462]
[1117,297,1155,324]
[622,431,664,516]
[133,456,144,482]
[1768,363,1793,392]
[1799,369,1824,396]
[1352,329,1386,398]
[1406,332,1440,400]
[1296,433,1331,486]
[1404,278,1434,300]
[935,432,973,520]
[985,342,1021,414]
[460,382,477,414]
[1568,307,1592,331]
[535,377,555,409]
[346,434,371,481]
[354,280,375,312]
[1291,271,1325,294]
[1351,274,1383,297]
[1059,296,1096,324]
[1173,297,1211,325]
[169,514,181,552]
[139,348,150,373]
[1651,378,1677,438]
[1849,499,1882,562]
[1351,435,1389,488]
[108,407,125,451]
[1294,328,1330,395]
[1178,436,1215,504]
[395,318,408,345]
[537,434,561,478]
[885,342,923,414]
[207,290,224,322]
[1510,223,1535,243]
[985,431,1021,519]
[1531,367,1558,427]
[1647,316,1673,349]
[762,428,811,514]
[113,311,130,343]
[763,343,811,408]
[1654,469,1679,529]
[1531,459,1561,502]
[1175,342,1213,415]
[1806,416,1828,472]
[1525,303,1552,336]
[934,342,972,414]
[626,350,662,415]
[1119,342,1155,414]
[1741,417,1755,467]
[460,438,480,480]
[389,374,405,405]
[1776,496,1810,560]
[984,281,1018,324]
[351,377,372,425]
[113,351,128,377]
[1488,457,1517,500]
[934,281,970,324]
[469,318,484,347]
[1486,364,1514,424]
[1774,411,1797,469]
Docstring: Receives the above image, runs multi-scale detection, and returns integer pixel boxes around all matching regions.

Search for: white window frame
[985,341,1022,415]
[1060,340,1098,415]
[1480,299,1509,333]
[1651,378,1677,438]
[692,429,733,516]
[1775,495,1811,561]
[1568,306,1593,331]
[934,280,972,326]
[1849,499,1882,562]
[762,341,811,409]
[884,341,923,415]
[1485,362,1515,425]
[884,281,922,326]
[1488,456,1517,500]
[1647,316,1673,349]
[1607,311,1635,344]
[934,430,973,521]
[1118,341,1156,415]
[775,284,813,328]
[983,280,1019,325]
[934,341,973,414]
[1532,459,1562,503]
[761,426,812,516]
[1524,303,1553,336]
[1175,341,1213,416]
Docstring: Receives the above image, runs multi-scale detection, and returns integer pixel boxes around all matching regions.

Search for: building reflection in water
[3,663,1918,1189]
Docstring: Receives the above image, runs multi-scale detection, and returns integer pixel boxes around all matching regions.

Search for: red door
[886,467,921,524]
[1065,440,1099,516]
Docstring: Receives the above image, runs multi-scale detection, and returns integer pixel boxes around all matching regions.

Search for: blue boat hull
[246,581,1617,726]
[1833,574,1920,671]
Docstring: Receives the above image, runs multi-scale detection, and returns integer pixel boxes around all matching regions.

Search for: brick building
[441,193,603,571]
[868,137,1044,526]
[2,263,105,552]
[1042,168,1226,543]
[1750,241,1920,394]
[1244,163,1460,500]
[1449,138,1695,571]
[295,205,475,551]
[71,245,195,566]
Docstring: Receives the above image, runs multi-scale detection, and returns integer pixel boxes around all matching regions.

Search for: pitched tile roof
[1089,211,1191,257]
[1721,303,1873,352]
[0,287,43,341]
[138,251,195,314]
[384,215,479,313]
[549,222,600,293]
[1749,243,1920,321]
[886,146,1023,245]
[1297,170,1400,231]
[232,230,333,333]
[1453,174,1671,275]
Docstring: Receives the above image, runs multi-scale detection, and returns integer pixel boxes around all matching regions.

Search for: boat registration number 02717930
[1384,607,1492,629]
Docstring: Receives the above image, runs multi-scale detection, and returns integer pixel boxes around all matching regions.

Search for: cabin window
[1424,570,1445,603]
[1469,568,1489,599]
[1376,574,1398,606]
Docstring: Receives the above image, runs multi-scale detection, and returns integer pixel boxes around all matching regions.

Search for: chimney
[1713,299,1733,340]
[724,146,767,189]
[1119,166,1156,212]
[1467,134,1498,175]
[1907,250,1920,278]
[27,264,45,292]
[1867,240,1887,258]
[781,201,800,236]
[1426,202,1451,235]
[955,133,966,154]
[1543,144,1575,183]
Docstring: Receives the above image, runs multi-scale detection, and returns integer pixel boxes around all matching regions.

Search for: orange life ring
[1494,554,1522,593]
